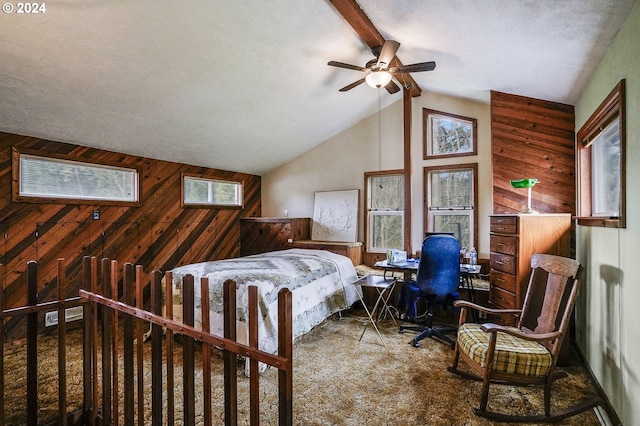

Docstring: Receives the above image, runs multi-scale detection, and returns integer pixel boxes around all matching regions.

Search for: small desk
[374,260,481,299]
[352,275,398,346]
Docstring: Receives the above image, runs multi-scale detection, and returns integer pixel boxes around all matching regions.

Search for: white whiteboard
[311,190,359,242]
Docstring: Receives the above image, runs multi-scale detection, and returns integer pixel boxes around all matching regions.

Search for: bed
[167,248,359,367]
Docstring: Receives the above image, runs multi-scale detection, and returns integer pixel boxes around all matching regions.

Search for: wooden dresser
[489,214,572,324]
[239,217,310,256]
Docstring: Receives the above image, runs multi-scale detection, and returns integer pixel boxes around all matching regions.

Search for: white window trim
[424,163,478,250]
[13,149,139,204]
[367,210,404,253]
[182,174,243,208]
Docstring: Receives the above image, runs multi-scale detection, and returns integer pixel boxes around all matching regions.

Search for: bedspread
[168,249,359,359]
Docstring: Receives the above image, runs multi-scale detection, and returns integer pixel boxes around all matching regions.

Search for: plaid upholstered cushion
[457,323,552,376]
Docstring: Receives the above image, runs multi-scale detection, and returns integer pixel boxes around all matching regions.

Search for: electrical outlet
[92,209,100,220]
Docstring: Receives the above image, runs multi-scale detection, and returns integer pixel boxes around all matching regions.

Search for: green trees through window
[182,175,243,207]
[366,172,404,252]
[16,151,138,203]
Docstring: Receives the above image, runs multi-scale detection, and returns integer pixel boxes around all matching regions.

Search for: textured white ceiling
[0,0,636,175]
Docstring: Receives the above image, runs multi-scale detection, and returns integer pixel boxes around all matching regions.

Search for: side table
[353,275,398,346]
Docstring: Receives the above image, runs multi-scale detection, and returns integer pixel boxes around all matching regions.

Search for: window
[577,80,626,228]
[424,164,477,250]
[182,174,243,208]
[424,108,477,159]
[365,171,404,253]
[13,148,139,204]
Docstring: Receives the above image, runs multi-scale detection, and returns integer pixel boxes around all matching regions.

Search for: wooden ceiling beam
[328,0,422,97]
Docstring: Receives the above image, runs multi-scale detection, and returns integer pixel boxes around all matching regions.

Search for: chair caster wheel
[411,339,420,348]
[399,329,405,334]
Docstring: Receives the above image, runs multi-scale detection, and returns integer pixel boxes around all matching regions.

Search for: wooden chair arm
[480,323,561,343]
[453,300,521,316]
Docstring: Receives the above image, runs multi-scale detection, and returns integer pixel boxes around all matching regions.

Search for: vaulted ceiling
[0,0,636,175]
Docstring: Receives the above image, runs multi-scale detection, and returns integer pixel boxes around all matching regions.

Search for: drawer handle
[496,227,505,231]
[495,260,505,265]
[496,243,505,247]
[496,277,505,283]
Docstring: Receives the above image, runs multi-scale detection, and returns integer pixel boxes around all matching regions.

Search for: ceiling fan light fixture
[365,71,392,88]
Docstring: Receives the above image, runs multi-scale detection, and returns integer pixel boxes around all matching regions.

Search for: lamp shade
[365,71,392,88]
[509,178,539,189]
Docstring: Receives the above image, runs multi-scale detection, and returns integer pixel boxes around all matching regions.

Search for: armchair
[447,254,603,422]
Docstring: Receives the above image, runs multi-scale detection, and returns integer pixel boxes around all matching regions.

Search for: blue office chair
[398,234,461,348]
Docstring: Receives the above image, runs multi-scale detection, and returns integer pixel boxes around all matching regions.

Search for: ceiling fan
[328,40,436,94]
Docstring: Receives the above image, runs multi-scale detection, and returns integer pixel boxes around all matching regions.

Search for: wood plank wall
[491,91,576,215]
[0,131,261,341]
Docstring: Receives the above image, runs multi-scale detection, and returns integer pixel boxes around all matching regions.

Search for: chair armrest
[453,300,521,316]
[480,323,561,343]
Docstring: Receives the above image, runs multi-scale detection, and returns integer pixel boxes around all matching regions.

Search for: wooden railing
[0,256,294,425]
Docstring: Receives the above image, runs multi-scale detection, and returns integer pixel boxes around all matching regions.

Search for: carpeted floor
[4,309,603,425]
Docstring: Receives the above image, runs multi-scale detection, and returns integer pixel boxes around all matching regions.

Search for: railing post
[182,274,196,426]
[0,264,5,425]
[223,279,238,426]
[201,277,212,426]
[100,258,112,425]
[57,259,68,426]
[150,270,164,425]
[122,263,135,424]
[26,260,38,426]
[81,256,96,425]
[278,288,293,426]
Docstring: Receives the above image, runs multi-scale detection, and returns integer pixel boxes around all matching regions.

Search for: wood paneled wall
[491,91,576,215]
[0,132,261,340]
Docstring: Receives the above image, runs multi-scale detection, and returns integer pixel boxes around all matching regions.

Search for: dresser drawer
[490,235,517,256]
[490,216,517,234]
[490,270,516,293]
[490,253,516,275]
[490,285,516,309]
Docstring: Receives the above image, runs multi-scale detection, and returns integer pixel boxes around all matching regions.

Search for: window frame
[423,163,478,250]
[181,172,244,209]
[423,108,477,160]
[576,79,626,228]
[364,169,405,253]
[12,147,140,205]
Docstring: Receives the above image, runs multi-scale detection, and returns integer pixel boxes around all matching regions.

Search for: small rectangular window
[591,120,620,216]
[577,79,625,228]
[365,171,404,253]
[182,174,243,208]
[424,108,477,159]
[424,164,477,250]
[13,149,139,204]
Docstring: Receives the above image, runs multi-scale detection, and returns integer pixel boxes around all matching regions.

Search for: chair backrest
[415,234,461,297]
[518,254,581,355]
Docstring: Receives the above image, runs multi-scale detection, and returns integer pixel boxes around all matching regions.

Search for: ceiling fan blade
[389,61,436,74]
[328,61,366,72]
[385,80,400,94]
[376,40,400,69]
[339,78,366,92]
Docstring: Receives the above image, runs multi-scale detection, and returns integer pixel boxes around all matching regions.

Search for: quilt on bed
[168,248,359,356]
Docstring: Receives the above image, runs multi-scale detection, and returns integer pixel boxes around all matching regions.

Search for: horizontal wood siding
[491,91,576,215]
[0,131,261,340]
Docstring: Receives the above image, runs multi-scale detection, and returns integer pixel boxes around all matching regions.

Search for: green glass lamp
[510,178,539,214]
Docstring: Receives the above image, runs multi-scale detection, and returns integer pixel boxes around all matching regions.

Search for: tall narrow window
[13,149,139,204]
[424,164,477,250]
[365,171,404,253]
[577,79,625,228]
[182,174,243,208]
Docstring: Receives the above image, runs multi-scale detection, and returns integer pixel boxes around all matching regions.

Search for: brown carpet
[3,310,603,425]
